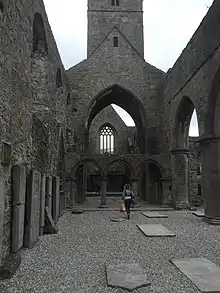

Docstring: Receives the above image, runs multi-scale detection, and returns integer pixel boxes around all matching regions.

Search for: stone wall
[0,0,68,264]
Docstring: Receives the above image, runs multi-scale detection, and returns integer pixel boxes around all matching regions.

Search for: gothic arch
[32,13,48,56]
[173,96,200,149]
[135,159,164,178]
[106,158,134,177]
[71,158,104,178]
[84,84,146,154]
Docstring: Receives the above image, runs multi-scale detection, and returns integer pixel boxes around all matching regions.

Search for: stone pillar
[24,170,41,249]
[199,136,220,224]
[70,178,77,207]
[52,176,60,223]
[0,177,4,266]
[82,164,87,203]
[131,178,139,201]
[39,174,46,236]
[46,176,52,215]
[161,177,172,206]
[171,149,190,209]
[100,178,108,207]
[12,165,26,253]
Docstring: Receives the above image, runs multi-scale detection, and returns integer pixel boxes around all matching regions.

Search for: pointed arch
[32,13,48,57]
[173,96,199,149]
[99,123,116,154]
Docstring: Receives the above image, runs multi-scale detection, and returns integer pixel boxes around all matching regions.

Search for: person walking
[122,184,134,219]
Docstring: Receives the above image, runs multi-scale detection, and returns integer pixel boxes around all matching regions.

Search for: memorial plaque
[1,142,11,165]
[24,170,41,249]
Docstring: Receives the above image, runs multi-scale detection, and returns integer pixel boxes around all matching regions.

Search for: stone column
[171,149,190,209]
[39,174,46,236]
[100,178,108,207]
[46,176,52,215]
[82,163,87,203]
[199,136,220,224]
[68,177,77,208]
[160,177,172,206]
[131,178,139,202]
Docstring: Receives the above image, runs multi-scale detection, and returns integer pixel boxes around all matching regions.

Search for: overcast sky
[43,0,214,136]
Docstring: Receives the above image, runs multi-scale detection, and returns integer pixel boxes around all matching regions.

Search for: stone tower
[87,0,144,58]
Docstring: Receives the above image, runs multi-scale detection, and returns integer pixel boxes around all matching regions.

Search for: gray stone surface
[106,263,150,291]
[52,176,60,223]
[12,165,26,205]
[0,211,219,293]
[0,178,4,267]
[43,207,58,235]
[0,254,21,280]
[110,217,126,222]
[142,212,168,218]
[46,176,52,215]
[39,174,46,236]
[12,205,25,253]
[137,224,176,237]
[24,170,41,249]
[192,211,205,217]
[171,258,220,292]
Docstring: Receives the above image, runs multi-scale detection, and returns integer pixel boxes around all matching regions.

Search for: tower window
[100,125,114,154]
[113,36,118,47]
[111,0,119,6]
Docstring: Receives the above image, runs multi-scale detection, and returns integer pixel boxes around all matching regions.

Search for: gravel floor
[0,210,220,293]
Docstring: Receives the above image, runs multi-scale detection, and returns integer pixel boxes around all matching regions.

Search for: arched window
[56,68,62,88]
[33,13,48,56]
[100,125,114,154]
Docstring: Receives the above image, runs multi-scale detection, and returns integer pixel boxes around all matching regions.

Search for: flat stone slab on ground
[137,224,176,237]
[72,209,84,214]
[142,212,168,218]
[110,217,126,222]
[170,258,220,292]
[106,263,151,291]
[192,211,204,217]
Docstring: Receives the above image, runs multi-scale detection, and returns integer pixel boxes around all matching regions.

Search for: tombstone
[24,170,41,249]
[39,174,46,236]
[43,206,58,234]
[0,178,4,267]
[46,176,52,215]
[52,176,60,223]
[12,165,26,253]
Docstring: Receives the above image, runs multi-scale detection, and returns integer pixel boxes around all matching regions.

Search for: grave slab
[106,263,150,291]
[43,207,58,235]
[142,212,168,218]
[12,205,25,253]
[192,211,204,217]
[110,217,126,222]
[12,165,26,205]
[137,224,176,237]
[171,258,220,292]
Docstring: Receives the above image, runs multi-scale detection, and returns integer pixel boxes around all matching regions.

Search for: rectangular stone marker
[12,165,26,253]
[39,174,46,236]
[0,178,4,267]
[137,224,176,237]
[46,176,52,215]
[171,258,220,292]
[24,170,41,249]
[52,176,60,223]
[192,211,204,217]
[142,212,168,218]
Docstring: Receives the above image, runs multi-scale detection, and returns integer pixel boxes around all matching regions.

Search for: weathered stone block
[52,176,60,223]
[12,165,26,205]
[0,254,21,280]
[1,141,12,166]
[12,205,25,253]
[24,170,41,249]
[43,207,58,235]
[106,263,150,291]
[39,174,46,236]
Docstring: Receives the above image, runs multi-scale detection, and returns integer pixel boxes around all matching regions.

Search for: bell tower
[87,0,144,58]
